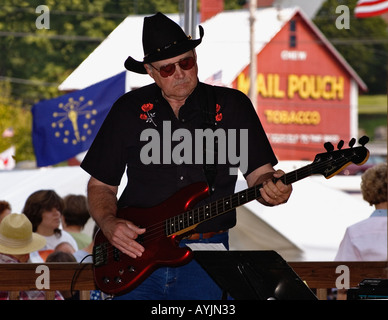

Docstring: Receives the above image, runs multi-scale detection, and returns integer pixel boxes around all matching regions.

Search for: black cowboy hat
[124,12,204,74]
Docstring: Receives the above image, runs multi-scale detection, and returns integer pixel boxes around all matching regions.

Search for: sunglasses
[150,56,196,78]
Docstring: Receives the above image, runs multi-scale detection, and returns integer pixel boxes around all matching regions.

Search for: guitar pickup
[113,247,121,261]
[93,242,108,267]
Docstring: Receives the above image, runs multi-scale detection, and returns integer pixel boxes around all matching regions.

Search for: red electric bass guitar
[93,137,370,295]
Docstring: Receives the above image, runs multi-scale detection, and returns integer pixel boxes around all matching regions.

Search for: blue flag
[32,71,126,167]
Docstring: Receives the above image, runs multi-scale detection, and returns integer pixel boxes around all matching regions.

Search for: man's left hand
[257,170,292,206]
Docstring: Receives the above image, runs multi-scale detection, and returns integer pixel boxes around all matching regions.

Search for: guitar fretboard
[165,163,315,236]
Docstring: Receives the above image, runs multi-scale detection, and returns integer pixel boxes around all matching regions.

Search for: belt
[184,230,227,240]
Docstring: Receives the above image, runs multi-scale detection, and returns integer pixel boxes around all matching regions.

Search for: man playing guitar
[81,12,292,300]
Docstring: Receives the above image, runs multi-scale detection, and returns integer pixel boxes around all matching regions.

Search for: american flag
[355,0,388,18]
[2,127,14,138]
[0,146,15,170]
[204,70,223,86]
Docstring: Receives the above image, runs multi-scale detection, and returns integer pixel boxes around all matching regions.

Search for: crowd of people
[0,191,99,300]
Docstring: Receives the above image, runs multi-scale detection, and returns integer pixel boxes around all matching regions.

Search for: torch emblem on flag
[52,96,97,145]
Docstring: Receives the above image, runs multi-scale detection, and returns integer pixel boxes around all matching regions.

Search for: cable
[0,30,104,42]
[0,76,59,87]
[70,254,93,300]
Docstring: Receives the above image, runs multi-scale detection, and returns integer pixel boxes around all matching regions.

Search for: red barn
[226,9,368,160]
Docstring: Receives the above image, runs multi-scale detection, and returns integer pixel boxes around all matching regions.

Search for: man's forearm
[86,176,146,258]
[86,177,118,227]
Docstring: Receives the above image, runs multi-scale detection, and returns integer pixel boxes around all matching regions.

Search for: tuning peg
[337,140,344,150]
[324,142,334,152]
[349,138,356,148]
[358,135,369,146]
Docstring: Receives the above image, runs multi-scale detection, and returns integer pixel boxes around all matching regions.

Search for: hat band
[144,35,192,60]
[0,233,33,248]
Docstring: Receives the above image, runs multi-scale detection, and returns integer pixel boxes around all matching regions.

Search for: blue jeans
[113,232,229,300]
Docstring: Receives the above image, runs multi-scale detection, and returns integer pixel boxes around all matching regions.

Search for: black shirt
[81,82,277,232]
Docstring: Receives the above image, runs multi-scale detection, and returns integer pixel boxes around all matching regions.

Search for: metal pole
[249,0,257,108]
[184,0,197,38]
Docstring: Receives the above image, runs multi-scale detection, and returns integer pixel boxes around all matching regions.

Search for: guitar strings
[94,153,355,260]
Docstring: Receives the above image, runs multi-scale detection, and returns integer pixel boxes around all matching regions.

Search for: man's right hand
[100,215,146,259]
[87,177,146,259]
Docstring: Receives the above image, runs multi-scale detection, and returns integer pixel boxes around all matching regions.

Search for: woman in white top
[335,163,387,299]
[22,190,78,261]
[335,163,387,261]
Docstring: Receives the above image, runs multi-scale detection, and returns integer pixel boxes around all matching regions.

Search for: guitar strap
[199,83,217,195]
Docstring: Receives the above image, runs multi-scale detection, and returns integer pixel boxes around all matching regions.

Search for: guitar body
[93,181,210,295]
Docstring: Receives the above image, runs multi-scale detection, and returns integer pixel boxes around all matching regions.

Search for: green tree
[314,0,388,94]
[0,0,182,163]
[0,82,33,162]
[0,0,181,106]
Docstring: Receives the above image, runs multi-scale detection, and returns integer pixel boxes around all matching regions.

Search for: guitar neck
[165,163,314,236]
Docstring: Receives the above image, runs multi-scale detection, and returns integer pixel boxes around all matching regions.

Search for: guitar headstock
[312,136,370,178]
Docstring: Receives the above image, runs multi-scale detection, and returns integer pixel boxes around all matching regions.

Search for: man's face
[145,50,198,103]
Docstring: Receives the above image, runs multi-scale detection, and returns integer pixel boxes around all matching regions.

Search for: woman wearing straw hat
[0,213,63,300]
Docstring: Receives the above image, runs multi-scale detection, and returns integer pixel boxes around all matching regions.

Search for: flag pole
[249,0,257,108]
[184,0,197,38]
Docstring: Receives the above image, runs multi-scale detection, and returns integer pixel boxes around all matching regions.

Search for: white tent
[0,162,370,261]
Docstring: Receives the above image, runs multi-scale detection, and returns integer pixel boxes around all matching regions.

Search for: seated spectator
[0,200,11,223]
[53,237,105,300]
[335,163,387,261]
[62,194,92,250]
[46,250,79,300]
[335,163,387,300]
[54,241,76,255]
[72,224,99,263]
[0,213,63,300]
[22,190,78,262]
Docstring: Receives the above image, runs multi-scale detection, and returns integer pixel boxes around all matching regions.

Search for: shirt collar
[370,209,387,217]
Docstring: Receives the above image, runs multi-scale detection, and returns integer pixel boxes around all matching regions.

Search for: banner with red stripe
[355,0,388,18]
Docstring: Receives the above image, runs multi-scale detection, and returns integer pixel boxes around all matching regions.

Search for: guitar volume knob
[128,266,135,272]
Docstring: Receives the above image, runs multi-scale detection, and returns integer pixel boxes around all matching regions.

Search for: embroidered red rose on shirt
[140,103,157,127]
[215,104,222,122]
[142,103,153,113]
